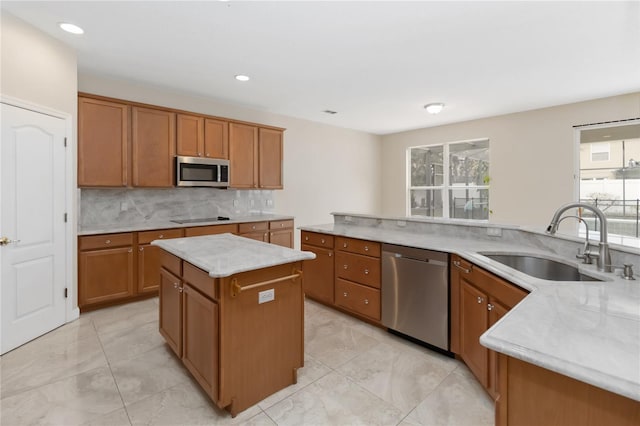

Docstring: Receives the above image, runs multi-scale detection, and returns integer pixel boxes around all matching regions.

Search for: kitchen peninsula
[151,233,315,416]
[301,213,640,425]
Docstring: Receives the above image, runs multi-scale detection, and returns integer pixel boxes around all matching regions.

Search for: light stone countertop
[151,233,315,278]
[299,220,640,402]
[78,214,294,236]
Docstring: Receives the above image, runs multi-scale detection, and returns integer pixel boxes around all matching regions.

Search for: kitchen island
[151,233,315,416]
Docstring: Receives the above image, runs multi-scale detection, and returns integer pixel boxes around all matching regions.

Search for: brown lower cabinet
[450,254,528,399]
[79,220,293,311]
[301,231,381,324]
[159,250,303,416]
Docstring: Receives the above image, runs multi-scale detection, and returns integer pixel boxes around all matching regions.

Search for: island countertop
[151,233,316,278]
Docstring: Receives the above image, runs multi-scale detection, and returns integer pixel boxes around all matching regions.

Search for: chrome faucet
[547,202,612,272]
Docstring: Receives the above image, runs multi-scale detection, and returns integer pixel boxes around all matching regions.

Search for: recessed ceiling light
[235,75,250,82]
[58,22,84,35]
[424,103,445,114]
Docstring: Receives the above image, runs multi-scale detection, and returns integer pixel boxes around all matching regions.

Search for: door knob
[0,237,20,246]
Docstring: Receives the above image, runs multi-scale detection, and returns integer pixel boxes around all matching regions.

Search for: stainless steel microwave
[175,156,230,188]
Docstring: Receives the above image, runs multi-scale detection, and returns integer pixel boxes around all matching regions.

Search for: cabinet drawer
[239,221,268,233]
[335,251,381,289]
[138,228,184,245]
[301,231,334,249]
[160,250,182,277]
[269,219,293,230]
[80,233,133,250]
[184,223,238,237]
[336,237,380,257]
[335,279,380,321]
[183,261,217,300]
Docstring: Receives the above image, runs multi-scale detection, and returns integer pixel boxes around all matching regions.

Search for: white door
[1,103,67,354]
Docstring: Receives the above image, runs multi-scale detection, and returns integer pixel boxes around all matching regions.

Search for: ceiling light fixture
[424,103,445,114]
[58,22,84,35]
[235,75,250,82]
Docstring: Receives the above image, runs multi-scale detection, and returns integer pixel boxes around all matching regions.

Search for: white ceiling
[3,1,640,135]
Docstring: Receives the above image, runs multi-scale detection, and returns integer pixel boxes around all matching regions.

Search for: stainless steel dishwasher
[381,244,449,353]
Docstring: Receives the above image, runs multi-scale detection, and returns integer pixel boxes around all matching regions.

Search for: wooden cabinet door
[138,244,164,294]
[488,299,508,400]
[301,244,334,304]
[460,280,489,388]
[184,223,238,237]
[159,268,183,357]
[229,123,258,188]
[176,114,204,157]
[132,107,176,187]
[182,284,218,402]
[79,247,134,307]
[258,128,283,189]
[270,229,293,248]
[204,118,228,159]
[240,231,269,242]
[78,97,128,187]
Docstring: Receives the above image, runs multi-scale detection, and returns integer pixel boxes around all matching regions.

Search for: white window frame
[407,138,489,220]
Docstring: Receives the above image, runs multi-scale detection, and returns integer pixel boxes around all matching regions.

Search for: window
[579,122,640,239]
[409,139,489,220]
[590,142,610,162]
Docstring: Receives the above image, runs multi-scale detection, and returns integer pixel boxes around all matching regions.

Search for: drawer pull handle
[364,246,369,251]
[364,269,369,275]
[343,292,348,297]
[477,296,484,304]
[105,239,111,244]
[364,299,369,305]
[453,260,472,274]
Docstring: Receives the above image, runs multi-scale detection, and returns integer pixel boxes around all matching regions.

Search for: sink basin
[483,254,601,282]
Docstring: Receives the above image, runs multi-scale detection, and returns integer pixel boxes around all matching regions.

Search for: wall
[78,73,382,248]
[382,93,640,227]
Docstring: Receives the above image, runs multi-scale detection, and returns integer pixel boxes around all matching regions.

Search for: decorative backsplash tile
[79,188,275,228]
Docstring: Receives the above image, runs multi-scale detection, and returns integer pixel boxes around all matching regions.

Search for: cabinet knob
[105,239,111,244]
[270,233,274,237]
[321,239,325,244]
[264,233,268,238]
[198,152,202,156]
[343,242,347,248]
[343,264,348,270]
[252,225,256,230]
[174,283,179,289]
[328,252,333,257]
[364,269,369,275]
[343,292,348,297]
[139,247,144,251]
[364,299,369,305]
[280,223,284,227]
[364,246,369,251]
[205,152,210,156]
[488,304,494,311]
[159,234,164,239]
[477,296,484,304]
[305,236,309,241]
[127,248,132,253]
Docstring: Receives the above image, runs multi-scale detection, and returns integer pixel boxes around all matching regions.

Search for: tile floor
[0,297,494,426]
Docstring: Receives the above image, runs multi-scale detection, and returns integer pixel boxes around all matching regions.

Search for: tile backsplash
[79,188,275,228]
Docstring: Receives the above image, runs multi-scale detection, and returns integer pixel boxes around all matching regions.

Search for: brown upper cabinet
[132,107,176,187]
[177,114,229,159]
[229,123,283,189]
[78,97,129,187]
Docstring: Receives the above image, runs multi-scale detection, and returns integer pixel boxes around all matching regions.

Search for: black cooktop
[170,216,230,224]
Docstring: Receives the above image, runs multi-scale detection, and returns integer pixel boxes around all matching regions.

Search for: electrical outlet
[344,215,353,222]
[267,199,273,207]
[258,288,275,304]
[487,227,502,237]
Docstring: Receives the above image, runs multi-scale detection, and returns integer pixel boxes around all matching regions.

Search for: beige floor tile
[99,320,166,364]
[0,321,108,398]
[403,364,494,426]
[337,341,458,415]
[264,371,403,426]
[88,298,159,336]
[0,366,124,426]
[81,408,132,426]
[110,344,191,406]
[258,354,332,410]
[126,380,262,425]
[242,412,278,426]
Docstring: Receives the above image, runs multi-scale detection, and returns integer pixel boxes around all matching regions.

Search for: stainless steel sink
[483,254,602,282]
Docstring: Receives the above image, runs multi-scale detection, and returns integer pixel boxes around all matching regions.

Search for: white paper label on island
[258,288,275,304]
